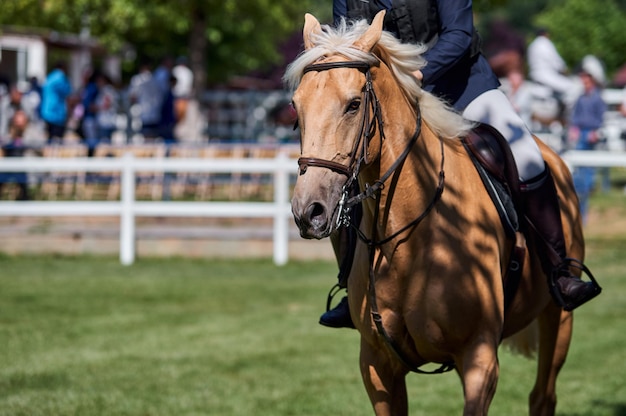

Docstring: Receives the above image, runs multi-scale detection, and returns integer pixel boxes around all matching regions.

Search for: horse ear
[354,10,386,52]
[303,13,322,50]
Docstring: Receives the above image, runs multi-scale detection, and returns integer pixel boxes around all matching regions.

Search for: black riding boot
[319,190,361,329]
[522,165,601,311]
[318,225,356,329]
[319,295,355,328]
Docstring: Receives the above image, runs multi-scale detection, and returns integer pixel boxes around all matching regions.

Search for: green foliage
[1,0,624,88]
[0,0,330,85]
[534,0,626,77]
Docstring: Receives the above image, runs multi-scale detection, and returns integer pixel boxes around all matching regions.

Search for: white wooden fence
[0,151,296,266]
[0,149,625,265]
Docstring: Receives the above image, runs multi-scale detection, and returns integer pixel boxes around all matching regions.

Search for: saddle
[462,122,526,312]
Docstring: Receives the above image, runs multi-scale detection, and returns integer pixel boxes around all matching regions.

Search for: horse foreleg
[529,305,573,416]
[359,337,409,416]
[457,341,500,416]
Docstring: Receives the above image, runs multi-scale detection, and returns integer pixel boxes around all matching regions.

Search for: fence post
[273,150,290,266]
[120,152,136,265]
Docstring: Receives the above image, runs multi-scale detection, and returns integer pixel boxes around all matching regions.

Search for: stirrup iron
[325,283,344,312]
[548,258,602,311]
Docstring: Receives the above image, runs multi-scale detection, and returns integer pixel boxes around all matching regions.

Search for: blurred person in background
[20,76,46,144]
[0,100,29,201]
[79,68,101,156]
[0,75,10,138]
[527,28,579,110]
[41,61,72,143]
[159,75,178,146]
[154,55,174,97]
[172,56,194,123]
[129,60,163,140]
[95,73,120,145]
[569,56,607,224]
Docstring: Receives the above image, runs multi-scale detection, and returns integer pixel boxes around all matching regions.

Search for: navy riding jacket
[332,0,499,111]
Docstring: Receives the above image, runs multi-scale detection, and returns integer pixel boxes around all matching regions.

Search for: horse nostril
[306,202,327,228]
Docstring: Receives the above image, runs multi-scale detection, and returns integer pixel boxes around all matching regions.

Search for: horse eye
[346,99,361,113]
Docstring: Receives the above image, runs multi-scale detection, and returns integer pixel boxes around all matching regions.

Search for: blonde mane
[284,18,473,139]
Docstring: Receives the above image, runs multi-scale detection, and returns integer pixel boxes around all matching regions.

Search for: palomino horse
[286,12,584,416]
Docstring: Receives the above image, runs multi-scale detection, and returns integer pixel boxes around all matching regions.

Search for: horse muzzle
[291,198,336,239]
[291,159,349,239]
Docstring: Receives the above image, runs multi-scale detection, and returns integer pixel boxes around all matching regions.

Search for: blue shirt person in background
[40,62,72,143]
[568,58,607,224]
[79,69,101,156]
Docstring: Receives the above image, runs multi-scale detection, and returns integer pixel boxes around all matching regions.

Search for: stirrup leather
[548,258,602,311]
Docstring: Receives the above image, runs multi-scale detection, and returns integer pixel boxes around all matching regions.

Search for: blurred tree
[4,0,623,89]
[476,0,625,80]
[534,0,626,78]
[0,0,332,91]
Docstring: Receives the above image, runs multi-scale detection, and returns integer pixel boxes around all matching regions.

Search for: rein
[299,59,454,374]
[352,121,444,246]
[365,135,453,375]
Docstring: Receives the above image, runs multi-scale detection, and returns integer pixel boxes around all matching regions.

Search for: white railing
[561,150,626,168]
[0,151,297,266]
[1,149,625,265]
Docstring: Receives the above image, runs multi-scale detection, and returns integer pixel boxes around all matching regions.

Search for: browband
[303,61,371,74]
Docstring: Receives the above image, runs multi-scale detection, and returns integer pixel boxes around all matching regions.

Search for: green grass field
[1,194,626,415]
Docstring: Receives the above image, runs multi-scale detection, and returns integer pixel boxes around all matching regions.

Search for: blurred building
[0,26,122,89]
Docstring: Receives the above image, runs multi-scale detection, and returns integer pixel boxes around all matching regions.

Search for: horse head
[288,12,387,239]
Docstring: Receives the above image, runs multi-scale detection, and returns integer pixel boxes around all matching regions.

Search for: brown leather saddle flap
[462,122,522,205]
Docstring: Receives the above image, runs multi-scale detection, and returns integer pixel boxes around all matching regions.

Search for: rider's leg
[463,89,600,311]
[463,89,544,182]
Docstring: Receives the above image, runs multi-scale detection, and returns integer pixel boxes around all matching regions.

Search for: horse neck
[373,64,442,169]
[359,76,444,237]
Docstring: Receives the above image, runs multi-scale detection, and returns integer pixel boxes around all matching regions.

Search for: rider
[320,0,600,328]
[526,27,579,110]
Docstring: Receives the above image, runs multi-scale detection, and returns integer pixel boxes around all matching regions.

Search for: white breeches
[463,89,545,182]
